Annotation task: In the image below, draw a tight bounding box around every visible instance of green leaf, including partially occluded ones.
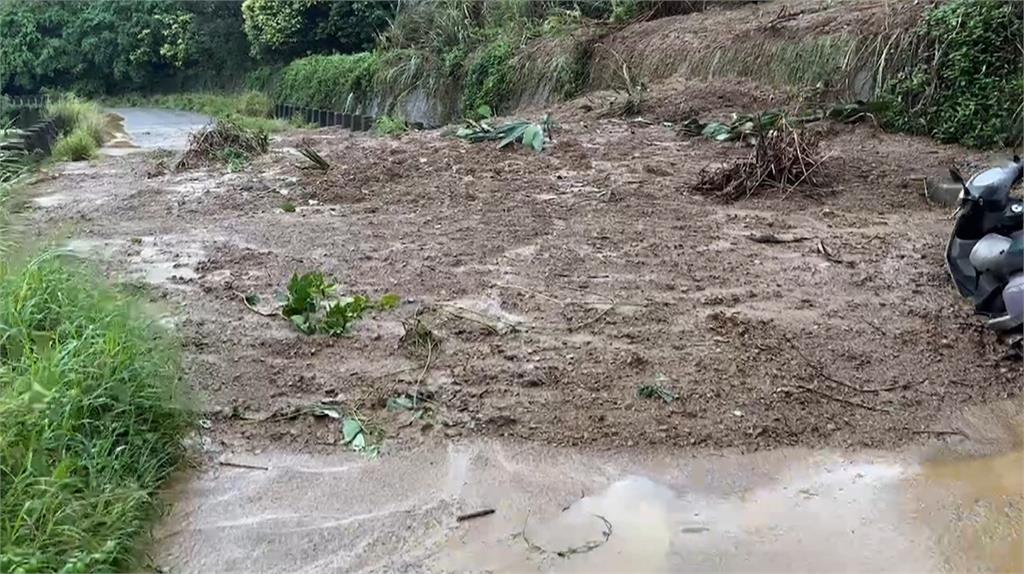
[377,293,400,310]
[352,433,366,449]
[476,104,493,119]
[342,418,363,444]
[522,124,544,152]
[496,124,528,149]
[289,314,312,333]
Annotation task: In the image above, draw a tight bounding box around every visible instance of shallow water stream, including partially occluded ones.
[153,403,1022,573]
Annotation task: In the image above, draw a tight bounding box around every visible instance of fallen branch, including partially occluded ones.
[569,305,613,331]
[785,337,925,394]
[781,383,895,413]
[457,508,496,522]
[747,232,812,244]
[235,290,279,317]
[218,460,269,471]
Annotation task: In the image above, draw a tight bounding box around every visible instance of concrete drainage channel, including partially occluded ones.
[273,103,376,131]
[272,103,427,131]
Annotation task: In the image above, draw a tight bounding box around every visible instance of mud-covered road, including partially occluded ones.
[22,99,1019,455]
[15,95,1023,571]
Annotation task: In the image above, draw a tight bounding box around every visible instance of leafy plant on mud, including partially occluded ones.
[375,115,409,136]
[217,147,250,172]
[314,405,382,458]
[455,114,553,152]
[277,272,400,335]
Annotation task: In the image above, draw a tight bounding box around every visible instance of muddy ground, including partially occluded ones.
[20,87,1021,456]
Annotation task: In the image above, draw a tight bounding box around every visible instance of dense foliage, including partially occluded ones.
[242,0,395,61]
[0,0,251,94]
[884,0,1023,148]
[274,53,380,110]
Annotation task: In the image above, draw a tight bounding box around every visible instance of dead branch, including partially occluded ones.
[569,305,613,331]
[456,508,496,522]
[781,383,895,413]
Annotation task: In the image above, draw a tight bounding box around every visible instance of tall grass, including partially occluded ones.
[51,128,100,161]
[45,96,109,161]
[0,254,192,572]
[44,96,105,136]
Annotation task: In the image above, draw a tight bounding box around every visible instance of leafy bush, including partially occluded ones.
[275,53,379,110]
[376,115,409,136]
[462,40,515,116]
[883,0,1023,148]
[52,128,100,161]
[0,255,191,572]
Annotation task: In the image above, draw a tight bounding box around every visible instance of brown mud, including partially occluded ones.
[21,87,1019,455]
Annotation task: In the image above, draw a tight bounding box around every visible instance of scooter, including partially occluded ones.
[946,156,1024,347]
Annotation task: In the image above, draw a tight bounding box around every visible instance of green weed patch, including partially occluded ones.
[0,255,191,572]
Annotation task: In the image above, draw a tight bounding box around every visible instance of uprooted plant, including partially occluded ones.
[455,114,553,152]
[175,120,269,170]
[241,272,399,335]
[297,145,330,171]
[598,44,647,118]
[692,121,832,202]
[679,102,886,144]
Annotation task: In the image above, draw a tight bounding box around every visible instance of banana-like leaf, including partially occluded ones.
[497,124,529,149]
[521,124,544,152]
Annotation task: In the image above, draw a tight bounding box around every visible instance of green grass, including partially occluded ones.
[52,128,100,162]
[108,92,290,133]
[376,115,409,136]
[0,253,192,573]
[45,96,108,162]
[44,96,105,136]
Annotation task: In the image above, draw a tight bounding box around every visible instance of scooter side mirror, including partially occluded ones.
[948,166,965,184]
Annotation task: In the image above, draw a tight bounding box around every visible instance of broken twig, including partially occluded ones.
[218,460,269,471]
[747,232,811,244]
[457,508,496,522]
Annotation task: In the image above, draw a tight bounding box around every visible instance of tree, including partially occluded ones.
[242,0,395,62]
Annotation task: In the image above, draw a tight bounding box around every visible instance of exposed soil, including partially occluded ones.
[20,86,1020,456]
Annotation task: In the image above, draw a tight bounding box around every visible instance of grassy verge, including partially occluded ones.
[0,253,192,572]
[108,91,293,132]
[45,96,108,161]
[0,130,192,570]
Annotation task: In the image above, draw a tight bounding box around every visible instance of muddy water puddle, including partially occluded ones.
[154,410,1023,573]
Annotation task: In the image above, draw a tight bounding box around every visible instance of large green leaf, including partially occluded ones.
[522,124,544,152]
[497,124,529,149]
[342,418,363,444]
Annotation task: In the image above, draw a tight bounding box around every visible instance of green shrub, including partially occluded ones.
[462,40,514,116]
[376,115,409,136]
[45,96,105,137]
[883,0,1023,148]
[237,90,273,117]
[52,128,100,161]
[0,255,191,572]
[245,66,282,93]
[275,53,379,110]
